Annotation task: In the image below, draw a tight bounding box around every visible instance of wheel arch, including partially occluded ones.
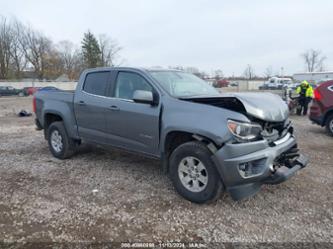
[43,112,64,139]
[161,130,221,173]
[323,109,333,126]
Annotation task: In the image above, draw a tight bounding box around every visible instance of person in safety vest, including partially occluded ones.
[296,80,314,115]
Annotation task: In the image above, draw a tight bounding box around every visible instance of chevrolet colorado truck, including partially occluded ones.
[34,67,308,203]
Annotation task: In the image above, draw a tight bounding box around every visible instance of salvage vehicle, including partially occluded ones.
[34,67,309,203]
[309,80,333,136]
[0,86,24,97]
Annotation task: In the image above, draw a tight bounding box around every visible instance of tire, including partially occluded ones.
[169,141,223,203]
[47,121,76,159]
[325,114,333,136]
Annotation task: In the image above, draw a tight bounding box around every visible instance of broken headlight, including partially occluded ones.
[227,120,262,142]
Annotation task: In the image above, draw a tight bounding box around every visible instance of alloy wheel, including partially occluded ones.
[50,130,63,153]
[178,156,208,192]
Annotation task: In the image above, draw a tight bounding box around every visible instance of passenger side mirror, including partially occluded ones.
[133,90,155,105]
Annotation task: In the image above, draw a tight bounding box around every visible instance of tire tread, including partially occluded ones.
[169,141,223,203]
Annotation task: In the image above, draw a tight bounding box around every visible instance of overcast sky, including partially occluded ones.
[1,0,333,76]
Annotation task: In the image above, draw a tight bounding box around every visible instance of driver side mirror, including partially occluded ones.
[133,90,156,105]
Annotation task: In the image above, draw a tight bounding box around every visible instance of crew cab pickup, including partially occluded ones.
[34,67,308,203]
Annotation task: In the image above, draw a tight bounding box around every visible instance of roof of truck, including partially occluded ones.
[83,67,183,73]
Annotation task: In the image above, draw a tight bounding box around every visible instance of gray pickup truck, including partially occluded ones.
[34,67,308,203]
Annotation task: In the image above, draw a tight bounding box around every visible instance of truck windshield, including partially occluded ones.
[149,71,219,98]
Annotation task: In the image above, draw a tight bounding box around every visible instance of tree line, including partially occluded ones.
[0,16,328,81]
[0,16,122,80]
[168,48,328,81]
[245,49,327,80]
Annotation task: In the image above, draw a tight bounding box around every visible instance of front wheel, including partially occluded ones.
[325,114,333,136]
[47,121,76,159]
[169,141,223,203]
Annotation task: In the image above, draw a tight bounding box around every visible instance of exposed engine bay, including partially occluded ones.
[180,93,291,143]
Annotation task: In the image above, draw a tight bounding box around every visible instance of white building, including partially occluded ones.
[293,72,333,83]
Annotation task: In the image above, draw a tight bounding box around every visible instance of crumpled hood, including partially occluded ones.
[180,92,289,122]
[226,92,289,122]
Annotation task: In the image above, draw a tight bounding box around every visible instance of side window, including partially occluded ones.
[114,72,153,100]
[83,71,109,96]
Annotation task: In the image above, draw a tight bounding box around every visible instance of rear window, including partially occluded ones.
[83,71,109,96]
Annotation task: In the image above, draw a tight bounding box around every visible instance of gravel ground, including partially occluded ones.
[0,96,332,244]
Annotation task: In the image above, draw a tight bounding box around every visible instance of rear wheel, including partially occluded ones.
[169,141,223,203]
[47,121,76,159]
[325,114,333,136]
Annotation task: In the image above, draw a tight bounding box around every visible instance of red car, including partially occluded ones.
[214,79,229,88]
[23,87,39,96]
[309,80,333,136]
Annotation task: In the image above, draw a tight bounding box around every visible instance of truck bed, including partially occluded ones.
[35,90,75,108]
[34,90,76,130]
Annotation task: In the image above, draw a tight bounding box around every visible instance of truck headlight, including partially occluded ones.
[227,120,262,142]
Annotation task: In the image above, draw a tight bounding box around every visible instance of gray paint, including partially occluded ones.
[35,67,308,200]
[229,92,289,122]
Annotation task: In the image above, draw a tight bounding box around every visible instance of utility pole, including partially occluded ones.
[281,67,284,77]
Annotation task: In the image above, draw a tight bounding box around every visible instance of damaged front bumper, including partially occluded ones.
[211,133,309,200]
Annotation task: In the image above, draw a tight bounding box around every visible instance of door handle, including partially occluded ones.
[78,100,86,106]
[109,105,120,111]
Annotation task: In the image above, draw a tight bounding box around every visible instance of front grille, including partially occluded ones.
[260,119,292,143]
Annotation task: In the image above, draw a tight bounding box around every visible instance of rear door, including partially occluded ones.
[74,70,113,143]
[104,70,161,156]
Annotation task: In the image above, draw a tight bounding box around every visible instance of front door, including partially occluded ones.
[104,71,161,156]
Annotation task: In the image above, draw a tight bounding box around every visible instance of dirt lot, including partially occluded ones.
[0,96,332,244]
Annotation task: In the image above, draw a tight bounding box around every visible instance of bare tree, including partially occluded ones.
[98,34,122,67]
[18,24,56,79]
[44,49,65,79]
[318,62,326,72]
[57,40,83,80]
[301,49,327,72]
[263,66,273,78]
[0,17,12,79]
[243,64,255,79]
[0,16,125,80]
[9,19,27,78]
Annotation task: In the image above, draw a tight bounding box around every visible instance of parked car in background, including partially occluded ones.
[229,81,239,87]
[0,86,24,97]
[259,77,293,90]
[38,86,59,92]
[23,87,39,96]
[34,67,308,203]
[288,83,300,91]
[309,80,333,136]
[213,79,229,88]
[258,82,272,90]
